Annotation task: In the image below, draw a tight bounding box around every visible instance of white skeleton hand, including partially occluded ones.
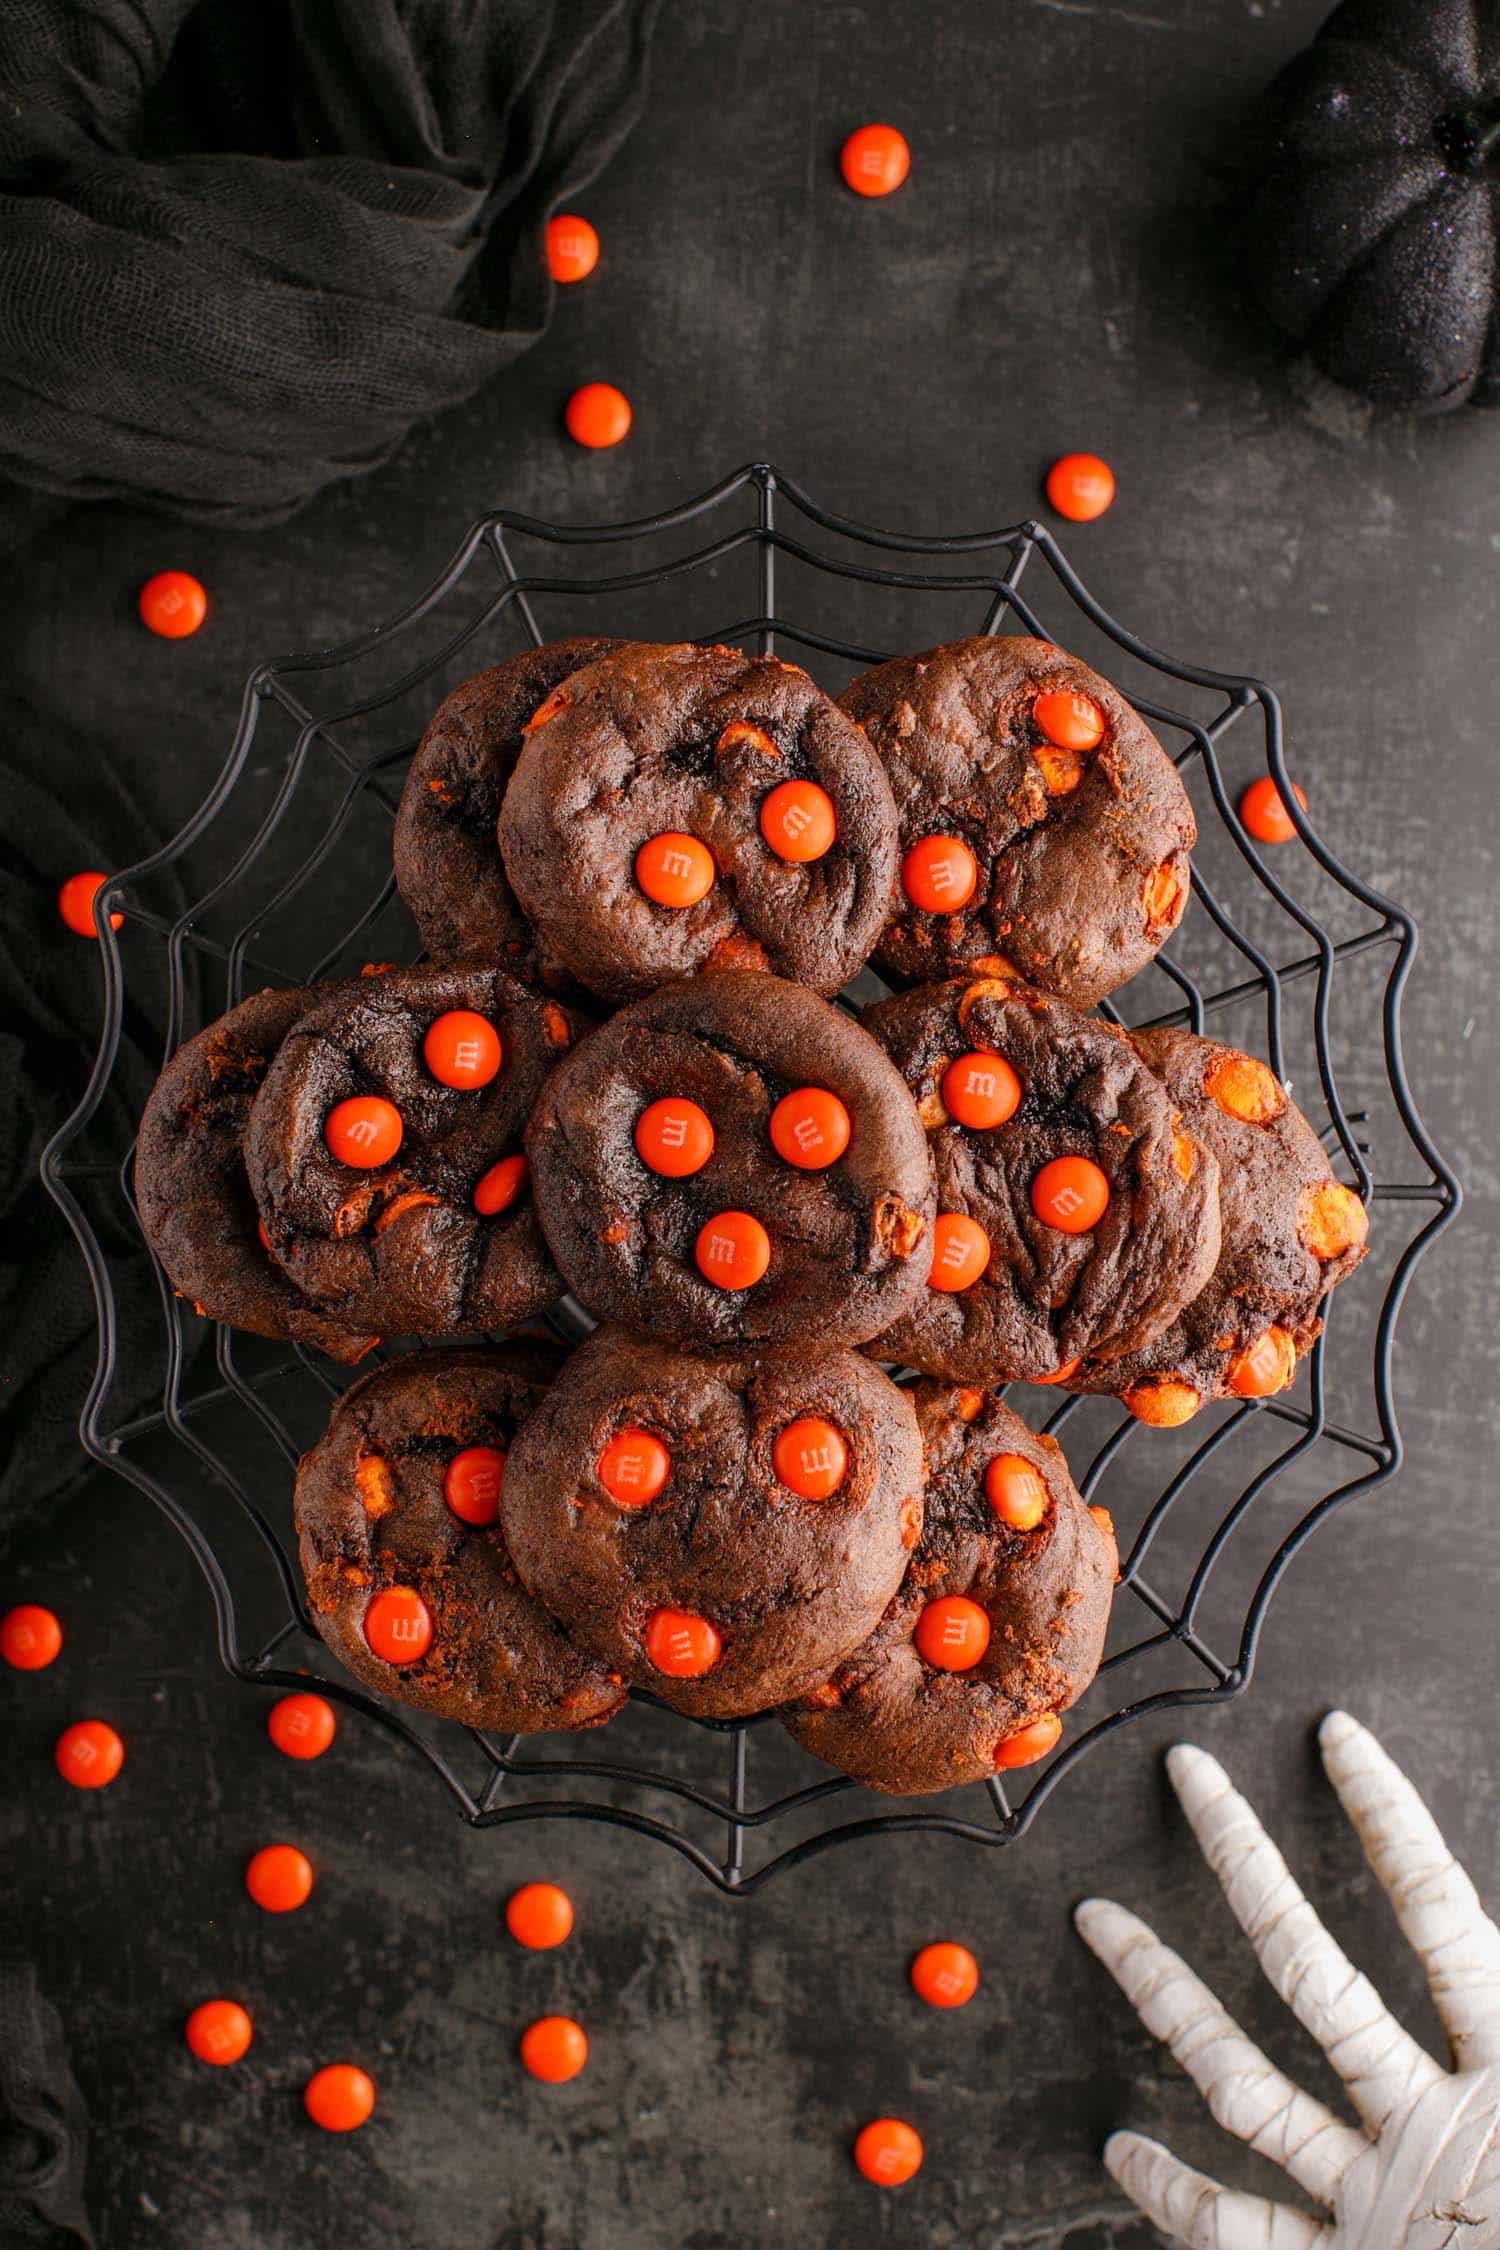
[1076,1711,1500,2248]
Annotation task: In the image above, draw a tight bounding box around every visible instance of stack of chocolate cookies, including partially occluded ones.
[134,635,1368,1795]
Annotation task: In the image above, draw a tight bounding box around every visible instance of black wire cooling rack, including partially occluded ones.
[41,464,1459,1893]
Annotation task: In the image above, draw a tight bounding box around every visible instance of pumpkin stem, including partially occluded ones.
[1437,95,1500,176]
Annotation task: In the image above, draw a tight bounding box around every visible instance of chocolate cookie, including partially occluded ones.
[393,638,622,979]
[782,1381,1116,1795]
[497,641,900,1000]
[295,1344,625,1732]
[1071,1026,1369,1423]
[526,971,936,1350]
[838,635,1196,1004]
[134,986,376,1361]
[861,978,1221,1382]
[500,1326,925,1720]
[246,965,585,1338]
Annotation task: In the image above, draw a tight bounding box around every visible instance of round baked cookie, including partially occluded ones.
[497,640,900,1000]
[393,638,622,978]
[781,1381,1116,1795]
[861,977,1221,1382]
[295,1344,625,1732]
[246,965,586,1338]
[526,971,936,1350]
[500,1326,925,1719]
[134,985,376,1361]
[838,634,1196,1004]
[1070,1026,1369,1424]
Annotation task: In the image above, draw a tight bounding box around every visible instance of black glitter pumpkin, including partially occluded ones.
[1248,0,1500,412]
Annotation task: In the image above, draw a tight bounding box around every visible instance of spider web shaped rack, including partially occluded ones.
[41,463,1459,1894]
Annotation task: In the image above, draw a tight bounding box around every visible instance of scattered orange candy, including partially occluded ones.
[840,124,910,198]
[596,1427,670,1507]
[901,833,978,914]
[546,213,599,284]
[445,1445,507,1526]
[928,1211,990,1293]
[1227,1325,1297,1400]
[473,1154,529,1214]
[994,1711,1062,1768]
[305,2064,375,2132]
[363,1585,433,1665]
[854,2117,923,2187]
[1124,1380,1201,1428]
[772,1417,848,1500]
[324,1095,402,1168]
[506,1882,575,1951]
[57,871,123,938]
[245,1843,313,1914]
[942,1051,1021,1130]
[268,1692,336,1760]
[769,1086,851,1170]
[984,1454,1048,1530]
[695,1209,771,1290]
[1239,775,1308,845]
[1031,1155,1109,1234]
[760,778,836,862]
[1033,690,1104,752]
[520,2015,588,2084]
[2,1603,62,1670]
[636,831,714,908]
[139,570,207,639]
[644,1607,722,1678]
[55,1719,124,1789]
[914,1594,991,1672]
[565,382,632,449]
[910,1941,979,2010]
[635,1097,715,1178]
[423,1009,501,1089]
[1045,454,1115,523]
[1301,1180,1368,1262]
[186,1999,253,2066]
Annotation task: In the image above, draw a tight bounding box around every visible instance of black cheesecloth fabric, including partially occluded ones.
[0,1948,94,2247]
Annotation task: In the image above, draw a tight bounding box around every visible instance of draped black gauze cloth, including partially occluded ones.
[0,1949,94,2248]
[0,0,658,524]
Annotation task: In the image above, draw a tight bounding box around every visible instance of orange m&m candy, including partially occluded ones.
[901,833,977,914]
[941,1051,1021,1130]
[324,1095,402,1168]
[635,1097,714,1177]
[474,1154,528,1214]
[186,2000,253,2066]
[245,1842,313,1913]
[984,1454,1048,1530]
[1031,1155,1108,1233]
[520,2015,588,2083]
[772,1417,848,1499]
[1227,1325,1297,1399]
[840,124,910,198]
[636,831,714,908]
[57,871,124,938]
[928,1212,989,1293]
[423,1010,501,1089]
[565,382,631,449]
[546,213,599,283]
[445,1446,507,1526]
[1240,775,1308,845]
[769,1087,851,1170]
[2,1603,62,1670]
[305,2064,375,2132]
[55,1719,124,1789]
[1045,453,1115,523]
[854,2117,923,2187]
[994,1711,1062,1768]
[695,1210,770,1290]
[268,1692,336,1760]
[363,1585,432,1665]
[139,570,207,639]
[1033,689,1104,751]
[596,1428,670,1507]
[506,1882,574,1950]
[914,1594,991,1672]
[760,779,836,862]
[910,1941,979,2010]
[644,1607,721,1678]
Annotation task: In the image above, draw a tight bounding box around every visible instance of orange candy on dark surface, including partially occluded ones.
[840,124,910,198]
[363,1584,433,1665]
[994,1711,1062,1768]
[910,1941,979,2010]
[1227,1325,1297,1399]
[55,1719,124,1789]
[245,1843,313,1913]
[1033,689,1104,751]
[984,1454,1048,1530]
[565,382,632,449]
[57,871,123,938]
[635,1097,715,1177]
[928,1211,990,1293]
[423,1009,501,1089]
[901,832,978,914]
[1045,453,1115,523]
[324,1095,403,1169]
[520,2015,588,2084]
[1030,1155,1109,1234]
[942,1051,1021,1130]
[186,1999,253,2066]
[139,569,207,638]
[445,1446,507,1526]
[1240,775,1308,844]
[759,778,837,862]
[2,1602,62,1670]
[305,2064,375,2132]
[636,831,714,908]
[506,1882,574,1950]
[596,1427,670,1508]
[769,1086,851,1170]
[695,1209,771,1290]
[644,1607,722,1678]
[854,2117,923,2187]
[545,213,599,283]
[772,1417,849,1500]
[473,1154,529,1215]
[268,1692,336,1760]
[914,1594,991,1672]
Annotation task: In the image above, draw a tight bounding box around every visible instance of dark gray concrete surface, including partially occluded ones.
[2,2,1497,2244]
